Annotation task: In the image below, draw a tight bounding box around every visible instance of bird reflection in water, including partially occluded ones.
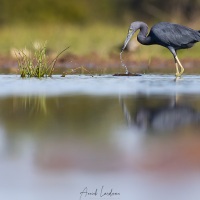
[121,96,200,134]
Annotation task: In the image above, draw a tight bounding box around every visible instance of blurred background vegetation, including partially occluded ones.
[1,0,200,25]
[0,0,200,59]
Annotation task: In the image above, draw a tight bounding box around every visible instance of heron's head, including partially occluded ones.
[122,22,144,51]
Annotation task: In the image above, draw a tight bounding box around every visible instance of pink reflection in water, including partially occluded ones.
[0,126,200,200]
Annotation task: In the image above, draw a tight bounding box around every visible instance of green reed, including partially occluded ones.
[15,42,69,78]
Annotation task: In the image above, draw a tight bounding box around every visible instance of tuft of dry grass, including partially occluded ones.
[15,42,69,78]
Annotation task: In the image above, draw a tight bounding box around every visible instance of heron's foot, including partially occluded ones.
[175,72,181,77]
[174,76,181,81]
[179,68,184,76]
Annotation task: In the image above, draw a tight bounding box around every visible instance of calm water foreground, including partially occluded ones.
[1,75,200,200]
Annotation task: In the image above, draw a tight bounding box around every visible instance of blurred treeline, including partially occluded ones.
[0,0,200,25]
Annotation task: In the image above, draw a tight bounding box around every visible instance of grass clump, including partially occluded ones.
[15,42,69,78]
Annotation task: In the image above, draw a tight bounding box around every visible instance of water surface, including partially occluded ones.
[1,74,200,96]
[1,75,200,200]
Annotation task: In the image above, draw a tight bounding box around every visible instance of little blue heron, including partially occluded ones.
[122,22,200,77]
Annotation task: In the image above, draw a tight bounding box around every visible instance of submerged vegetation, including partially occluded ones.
[15,42,69,78]
[61,66,92,77]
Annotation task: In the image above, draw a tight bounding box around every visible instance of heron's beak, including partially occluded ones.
[122,29,134,51]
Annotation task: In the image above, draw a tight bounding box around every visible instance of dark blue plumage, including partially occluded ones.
[122,21,200,77]
[149,22,200,50]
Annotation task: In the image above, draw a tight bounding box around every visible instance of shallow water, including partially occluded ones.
[1,74,200,96]
[1,74,200,200]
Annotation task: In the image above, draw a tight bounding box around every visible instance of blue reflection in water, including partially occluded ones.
[121,95,200,133]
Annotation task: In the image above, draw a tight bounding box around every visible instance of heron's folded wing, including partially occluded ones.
[151,23,200,47]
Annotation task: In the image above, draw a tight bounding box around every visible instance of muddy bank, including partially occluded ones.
[1,53,200,75]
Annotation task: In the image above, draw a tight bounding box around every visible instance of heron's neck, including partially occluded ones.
[137,23,152,45]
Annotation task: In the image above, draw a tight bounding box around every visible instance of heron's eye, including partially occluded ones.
[128,29,133,34]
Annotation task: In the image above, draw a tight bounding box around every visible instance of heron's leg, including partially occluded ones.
[168,47,181,77]
[175,56,184,76]
[174,56,180,77]
[174,58,180,77]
